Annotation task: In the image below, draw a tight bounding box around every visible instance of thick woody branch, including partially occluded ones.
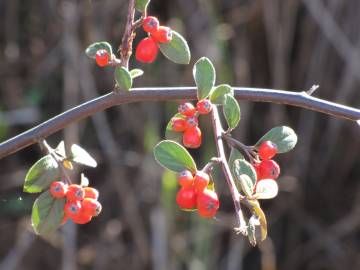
[0,86,359,159]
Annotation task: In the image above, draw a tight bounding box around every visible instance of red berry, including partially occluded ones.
[258,141,278,160]
[176,187,197,209]
[50,181,67,199]
[95,49,109,67]
[178,102,196,117]
[196,99,212,115]
[185,116,199,129]
[72,212,92,224]
[152,26,172,43]
[171,117,187,132]
[183,126,202,149]
[83,187,99,200]
[253,163,262,180]
[178,170,194,188]
[197,189,219,218]
[194,171,210,192]
[64,201,82,218]
[258,159,280,180]
[143,16,159,33]
[135,37,159,63]
[81,198,102,217]
[66,184,85,202]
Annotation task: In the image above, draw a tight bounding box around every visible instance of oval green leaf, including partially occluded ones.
[70,144,97,168]
[255,126,298,153]
[85,41,112,59]
[210,84,234,104]
[165,113,185,144]
[115,66,132,91]
[24,155,61,193]
[239,174,254,197]
[31,191,66,235]
[159,31,191,64]
[154,140,197,173]
[135,0,150,12]
[223,94,241,130]
[193,57,216,99]
[255,179,278,199]
[130,68,144,79]
[232,159,257,186]
[228,147,245,170]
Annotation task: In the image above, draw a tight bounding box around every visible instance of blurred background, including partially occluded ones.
[0,0,360,269]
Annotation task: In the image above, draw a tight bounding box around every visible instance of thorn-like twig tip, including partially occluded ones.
[306,84,320,95]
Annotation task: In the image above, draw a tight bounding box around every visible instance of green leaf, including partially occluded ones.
[255,126,298,153]
[159,30,191,64]
[232,159,257,186]
[154,140,197,173]
[248,215,261,246]
[115,66,132,91]
[70,144,97,168]
[165,113,185,144]
[130,68,144,79]
[210,84,234,104]
[223,94,241,130]
[85,42,112,59]
[248,200,267,241]
[55,141,66,157]
[24,155,61,193]
[238,174,254,197]
[193,57,216,99]
[228,147,245,170]
[135,0,150,12]
[31,191,65,235]
[255,179,278,199]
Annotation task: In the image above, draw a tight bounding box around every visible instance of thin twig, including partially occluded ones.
[211,106,247,234]
[0,87,359,160]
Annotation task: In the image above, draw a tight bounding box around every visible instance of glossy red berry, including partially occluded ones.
[197,189,219,218]
[178,102,196,117]
[178,170,194,188]
[185,116,199,129]
[95,49,109,67]
[64,201,82,218]
[171,117,187,132]
[258,141,278,160]
[176,187,197,209]
[253,163,262,180]
[152,26,172,43]
[143,16,159,33]
[72,212,92,224]
[194,171,210,192]
[66,184,85,202]
[135,37,159,63]
[83,187,99,200]
[196,99,212,115]
[183,126,202,149]
[50,181,67,199]
[258,159,280,180]
[81,198,102,217]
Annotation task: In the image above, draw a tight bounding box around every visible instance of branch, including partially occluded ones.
[119,0,136,68]
[211,106,247,234]
[0,86,359,159]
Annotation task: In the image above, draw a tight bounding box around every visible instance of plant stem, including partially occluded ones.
[211,106,248,234]
[0,86,359,160]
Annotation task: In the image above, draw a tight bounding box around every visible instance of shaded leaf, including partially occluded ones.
[24,155,61,193]
[115,66,132,91]
[193,57,216,99]
[31,191,65,235]
[248,215,261,246]
[159,31,191,64]
[210,84,234,104]
[135,0,150,12]
[222,94,240,130]
[165,113,185,144]
[238,174,254,197]
[228,147,245,168]
[232,159,257,186]
[130,68,144,79]
[85,42,112,59]
[154,140,197,173]
[256,126,297,153]
[255,179,278,199]
[70,144,97,168]
[248,200,267,241]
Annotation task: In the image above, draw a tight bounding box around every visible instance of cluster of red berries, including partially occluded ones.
[171,99,212,148]
[136,16,173,63]
[50,181,102,225]
[176,170,219,218]
[253,141,280,182]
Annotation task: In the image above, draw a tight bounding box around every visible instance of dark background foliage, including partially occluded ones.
[0,0,359,269]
